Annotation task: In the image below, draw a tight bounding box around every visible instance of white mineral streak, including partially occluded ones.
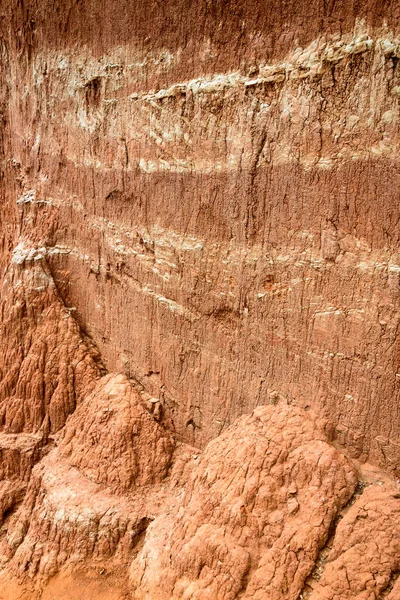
[25,25,400,175]
[128,32,396,104]
[12,184,400,282]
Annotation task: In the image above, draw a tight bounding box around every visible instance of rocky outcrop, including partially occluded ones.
[0,0,399,598]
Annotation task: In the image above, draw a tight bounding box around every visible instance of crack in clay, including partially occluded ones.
[378,571,400,599]
[298,481,367,600]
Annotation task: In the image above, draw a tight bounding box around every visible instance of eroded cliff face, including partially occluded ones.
[0,1,399,598]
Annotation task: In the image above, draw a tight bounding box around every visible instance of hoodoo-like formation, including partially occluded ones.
[60,373,175,491]
[0,1,399,598]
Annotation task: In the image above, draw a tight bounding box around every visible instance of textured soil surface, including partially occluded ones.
[0,1,399,598]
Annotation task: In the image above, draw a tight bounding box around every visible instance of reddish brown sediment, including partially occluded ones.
[0,1,399,598]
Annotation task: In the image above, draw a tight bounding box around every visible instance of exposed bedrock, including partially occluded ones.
[1,1,399,469]
[0,0,399,598]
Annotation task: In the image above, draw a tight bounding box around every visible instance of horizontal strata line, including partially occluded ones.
[10,235,400,284]
[36,31,399,107]
[15,144,400,176]
[10,240,200,322]
[33,23,400,101]
[133,147,399,173]
[12,199,400,278]
[128,34,400,102]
